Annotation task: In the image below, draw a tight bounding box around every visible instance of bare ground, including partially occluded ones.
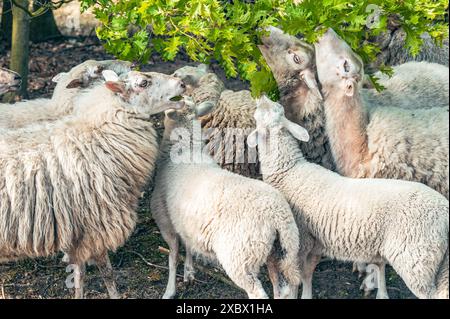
[0,37,415,299]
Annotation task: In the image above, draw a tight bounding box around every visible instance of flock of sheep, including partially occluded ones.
[0,26,448,299]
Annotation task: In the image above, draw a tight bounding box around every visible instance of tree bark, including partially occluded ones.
[30,0,61,42]
[8,0,30,100]
[1,0,13,44]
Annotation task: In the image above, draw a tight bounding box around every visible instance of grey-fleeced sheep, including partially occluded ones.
[259,27,449,173]
[248,95,449,299]
[363,61,449,110]
[0,70,186,299]
[0,67,21,96]
[150,101,301,299]
[173,65,260,178]
[0,60,132,130]
[369,28,449,71]
[315,29,449,198]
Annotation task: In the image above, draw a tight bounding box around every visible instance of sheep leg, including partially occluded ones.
[94,253,121,299]
[266,254,281,299]
[162,232,179,299]
[301,254,321,299]
[227,271,269,299]
[183,247,195,285]
[353,262,367,278]
[73,263,86,299]
[375,262,389,299]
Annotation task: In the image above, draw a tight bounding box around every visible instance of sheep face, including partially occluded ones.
[104,70,187,115]
[54,60,133,89]
[164,97,215,129]
[247,95,309,147]
[0,67,21,95]
[258,26,321,99]
[314,28,364,97]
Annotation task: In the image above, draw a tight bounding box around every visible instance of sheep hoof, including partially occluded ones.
[162,292,175,299]
[183,271,196,286]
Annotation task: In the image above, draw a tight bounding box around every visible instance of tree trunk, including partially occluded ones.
[1,0,13,44]
[30,0,61,42]
[6,0,30,100]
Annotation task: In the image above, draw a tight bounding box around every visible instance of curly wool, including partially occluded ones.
[176,66,261,178]
[202,89,260,178]
[369,30,449,71]
[0,85,158,264]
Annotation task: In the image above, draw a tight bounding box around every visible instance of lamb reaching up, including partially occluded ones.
[151,100,301,299]
[248,95,449,299]
[315,28,449,198]
[0,67,21,96]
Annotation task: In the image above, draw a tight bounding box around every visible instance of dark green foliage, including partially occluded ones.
[80,0,448,96]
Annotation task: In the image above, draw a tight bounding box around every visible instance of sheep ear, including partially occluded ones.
[105,81,126,95]
[198,64,209,72]
[52,72,67,83]
[282,118,309,142]
[66,78,83,89]
[247,129,259,148]
[300,69,323,101]
[102,70,119,82]
[165,109,178,120]
[195,101,215,118]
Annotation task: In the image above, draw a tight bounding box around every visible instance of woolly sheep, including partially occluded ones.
[150,101,301,299]
[0,69,186,299]
[259,26,450,292]
[248,95,449,299]
[0,67,21,96]
[362,61,449,110]
[315,29,449,198]
[0,60,132,130]
[173,65,261,178]
[369,28,449,71]
[259,27,449,171]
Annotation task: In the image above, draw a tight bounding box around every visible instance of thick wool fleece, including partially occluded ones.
[258,127,449,299]
[363,62,449,110]
[151,114,301,298]
[323,90,449,199]
[0,85,158,264]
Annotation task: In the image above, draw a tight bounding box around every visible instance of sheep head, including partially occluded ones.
[52,60,133,89]
[314,28,364,97]
[258,26,321,100]
[0,67,21,95]
[247,95,310,148]
[172,64,210,89]
[103,70,187,115]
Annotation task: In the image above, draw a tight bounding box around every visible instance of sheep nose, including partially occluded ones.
[180,81,186,89]
[14,74,21,81]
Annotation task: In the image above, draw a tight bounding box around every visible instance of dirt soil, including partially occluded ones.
[0,37,415,299]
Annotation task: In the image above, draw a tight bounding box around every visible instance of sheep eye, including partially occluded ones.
[293,54,302,64]
[343,60,350,72]
[139,79,149,88]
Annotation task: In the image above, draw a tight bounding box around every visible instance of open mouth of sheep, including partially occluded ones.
[170,95,183,102]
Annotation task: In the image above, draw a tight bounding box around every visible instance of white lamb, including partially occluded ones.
[247,95,449,299]
[150,101,301,299]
